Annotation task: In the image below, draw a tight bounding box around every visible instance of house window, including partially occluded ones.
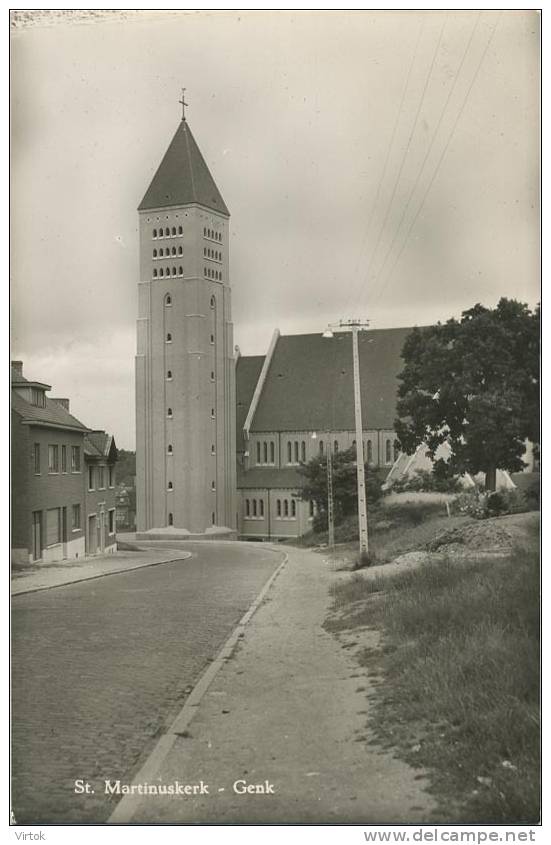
[153,249,157,258]
[98,466,105,490]
[48,444,59,473]
[178,246,183,255]
[291,500,296,517]
[171,226,176,236]
[386,440,392,464]
[270,442,275,463]
[108,509,115,534]
[301,441,306,462]
[276,499,281,517]
[33,443,40,474]
[71,446,81,472]
[284,500,289,517]
[108,465,115,487]
[367,439,373,463]
[61,445,67,473]
[287,442,292,463]
[31,388,46,407]
[88,466,95,491]
[153,269,158,278]
[46,508,61,546]
[72,504,81,531]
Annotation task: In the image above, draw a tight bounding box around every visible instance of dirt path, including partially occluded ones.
[122,547,435,824]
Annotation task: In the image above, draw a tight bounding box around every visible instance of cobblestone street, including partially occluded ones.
[11,543,283,824]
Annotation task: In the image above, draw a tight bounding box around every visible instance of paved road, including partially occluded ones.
[11,543,283,824]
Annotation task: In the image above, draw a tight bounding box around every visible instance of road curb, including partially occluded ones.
[108,549,288,824]
[11,551,193,597]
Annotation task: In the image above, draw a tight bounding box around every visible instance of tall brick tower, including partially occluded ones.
[135,107,236,537]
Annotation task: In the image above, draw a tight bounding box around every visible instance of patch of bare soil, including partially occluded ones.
[425,511,539,556]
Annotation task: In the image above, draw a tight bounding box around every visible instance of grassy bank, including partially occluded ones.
[326,525,540,822]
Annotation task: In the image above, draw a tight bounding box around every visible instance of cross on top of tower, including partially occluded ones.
[179,88,188,121]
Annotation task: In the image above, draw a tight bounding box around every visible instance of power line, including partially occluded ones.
[344,17,425,314]
[352,13,447,308]
[367,12,481,309]
[372,12,501,305]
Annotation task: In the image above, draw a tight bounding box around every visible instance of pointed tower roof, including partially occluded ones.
[139,120,229,216]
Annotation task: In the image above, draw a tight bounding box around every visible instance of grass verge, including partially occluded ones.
[326,527,540,823]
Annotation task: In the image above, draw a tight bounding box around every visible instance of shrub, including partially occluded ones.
[452,488,529,519]
[390,468,462,494]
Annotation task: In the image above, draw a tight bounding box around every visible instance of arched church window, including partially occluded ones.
[301,441,306,462]
[164,227,170,237]
[287,442,292,463]
[172,267,176,276]
[210,371,215,381]
[277,499,281,517]
[211,480,216,491]
[178,226,183,235]
[165,294,172,306]
[153,249,157,258]
[178,246,183,255]
[159,268,164,277]
[256,442,261,463]
[153,269,158,278]
[291,500,296,517]
[284,500,289,517]
[260,499,264,517]
[394,441,400,462]
[171,247,176,256]
[159,248,164,257]
[270,442,275,463]
[178,267,183,275]
[252,499,257,517]
[210,295,216,308]
[153,229,157,238]
[171,227,176,236]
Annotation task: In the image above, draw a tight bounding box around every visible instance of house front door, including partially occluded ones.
[32,511,42,561]
[88,515,97,555]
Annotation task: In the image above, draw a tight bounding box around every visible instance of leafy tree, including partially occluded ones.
[395,299,540,491]
[297,446,383,530]
[116,449,136,486]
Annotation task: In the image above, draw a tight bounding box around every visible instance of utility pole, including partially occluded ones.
[323,319,370,557]
[326,439,335,552]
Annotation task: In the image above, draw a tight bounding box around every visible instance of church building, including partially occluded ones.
[135,112,236,537]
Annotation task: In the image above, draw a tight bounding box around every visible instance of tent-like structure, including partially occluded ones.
[384,441,516,491]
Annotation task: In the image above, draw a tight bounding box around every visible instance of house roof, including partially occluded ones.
[11,363,51,391]
[241,327,414,433]
[139,120,229,215]
[237,466,304,490]
[84,431,117,462]
[236,355,265,450]
[11,391,88,432]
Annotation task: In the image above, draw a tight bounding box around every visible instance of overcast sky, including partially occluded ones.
[11,10,540,449]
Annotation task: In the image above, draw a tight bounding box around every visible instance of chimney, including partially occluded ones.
[11,361,23,378]
[52,398,70,411]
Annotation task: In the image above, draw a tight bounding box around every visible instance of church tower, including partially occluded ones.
[135,105,236,536]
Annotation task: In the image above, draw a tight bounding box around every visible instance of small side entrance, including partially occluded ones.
[32,511,42,561]
[88,515,97,555]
